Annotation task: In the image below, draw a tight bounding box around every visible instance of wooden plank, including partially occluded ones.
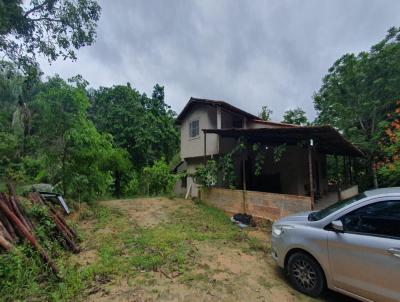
[242,152,247,213]
[185,183,192,199]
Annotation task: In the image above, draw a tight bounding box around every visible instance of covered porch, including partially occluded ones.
[203,126,363,211]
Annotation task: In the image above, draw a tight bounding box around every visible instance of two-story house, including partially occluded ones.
[174,97,362,211]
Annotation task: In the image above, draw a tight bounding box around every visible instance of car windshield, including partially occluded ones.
[308,193,366,221]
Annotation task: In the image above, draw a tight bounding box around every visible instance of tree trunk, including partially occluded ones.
[0,211,17,241]
[0,232,13,251]
[0,197,59,274]
[0,220,13,243]
[62,146,67,196]
[114,170,121,198]
[371,160,379,189]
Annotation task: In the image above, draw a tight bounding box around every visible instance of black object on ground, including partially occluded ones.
[232,213,254,226]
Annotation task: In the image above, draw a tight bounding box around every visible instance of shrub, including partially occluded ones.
[194,160,217,187]
[142,158,177,195]
[123,171,140,196]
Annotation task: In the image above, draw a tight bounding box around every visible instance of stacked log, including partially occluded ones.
[0,184,80,276]
[28,191,80,253]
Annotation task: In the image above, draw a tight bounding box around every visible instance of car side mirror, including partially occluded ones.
[331,220,344,232]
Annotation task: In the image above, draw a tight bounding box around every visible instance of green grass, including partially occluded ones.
[0,202,127,301]
[0,199,264,301]
[124,202,243,273]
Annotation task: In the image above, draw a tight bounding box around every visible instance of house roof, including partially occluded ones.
[251,119,299,128]
[176,97,260,124]
[176,97,301,128]
[203,126,363,157]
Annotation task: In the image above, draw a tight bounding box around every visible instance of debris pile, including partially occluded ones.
[231,213,255,228]
[0,183,79,275]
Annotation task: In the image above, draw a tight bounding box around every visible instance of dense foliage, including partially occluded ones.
[142,158,179,196]
[258,105,273,121]
[376,101,400,186]
[0,0,101,70]
[0,66,179,200]
[282,107,309,125]
[314,27,400,189]
[89,83,179,169]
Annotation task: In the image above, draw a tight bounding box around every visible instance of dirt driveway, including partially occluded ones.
[71,197,356,302]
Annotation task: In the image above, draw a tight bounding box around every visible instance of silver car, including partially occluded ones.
[271,188,400,302]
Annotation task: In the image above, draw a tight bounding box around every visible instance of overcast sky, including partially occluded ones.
[38,0,400,121]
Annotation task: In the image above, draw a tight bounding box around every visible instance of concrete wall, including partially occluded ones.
[173,161,188,196]
[200,187,312,220]
[184,157,206,198]
[180,104,249,160]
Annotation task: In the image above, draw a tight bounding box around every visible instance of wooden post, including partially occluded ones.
[348,156,353,185]
[335,155,341,201]
[217,107,221,154]
[203,132,207,165]
[308,142,315,210]
[242,150,247,214]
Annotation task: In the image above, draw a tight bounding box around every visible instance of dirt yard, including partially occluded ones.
[70,197,356,302]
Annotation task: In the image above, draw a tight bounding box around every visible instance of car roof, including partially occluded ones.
[364,187,400,197]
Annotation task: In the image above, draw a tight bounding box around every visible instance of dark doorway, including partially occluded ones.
[249,173,282,193]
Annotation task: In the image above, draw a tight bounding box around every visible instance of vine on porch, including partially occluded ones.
[195,136,287,189]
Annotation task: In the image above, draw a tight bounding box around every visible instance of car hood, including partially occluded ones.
[276,211,312,224]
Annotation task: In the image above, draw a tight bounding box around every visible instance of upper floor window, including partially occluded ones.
[189,120,199,138]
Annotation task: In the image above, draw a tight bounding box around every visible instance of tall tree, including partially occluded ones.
[90,84,179,169]
[259,105,273,121]
[141,84,179,164]
[314,27,400,188]
[0,0,101,70]
[0,62,22,132]
[89,84,146,165]
[101,147,131,198]
[32,76,112,199]
[282,107,309,125]
[376,101,400,187]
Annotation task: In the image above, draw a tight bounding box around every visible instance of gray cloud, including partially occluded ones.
[39,0,400,121]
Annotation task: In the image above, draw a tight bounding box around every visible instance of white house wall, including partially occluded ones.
[180,104,218,159]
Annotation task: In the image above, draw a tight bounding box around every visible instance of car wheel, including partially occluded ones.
[287,252,326,297]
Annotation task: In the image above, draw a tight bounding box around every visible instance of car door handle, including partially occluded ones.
[387,248,400,258]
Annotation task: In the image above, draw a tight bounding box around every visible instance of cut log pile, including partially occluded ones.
[0,183,80,275]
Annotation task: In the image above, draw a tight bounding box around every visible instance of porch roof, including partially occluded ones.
[203,125,363,157]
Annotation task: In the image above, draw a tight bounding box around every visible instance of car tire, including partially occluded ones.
[287,252,326,297]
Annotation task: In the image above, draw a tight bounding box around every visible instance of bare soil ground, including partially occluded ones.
[71,197,356,302]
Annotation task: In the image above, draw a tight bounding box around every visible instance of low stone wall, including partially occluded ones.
[200,187,312,220]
